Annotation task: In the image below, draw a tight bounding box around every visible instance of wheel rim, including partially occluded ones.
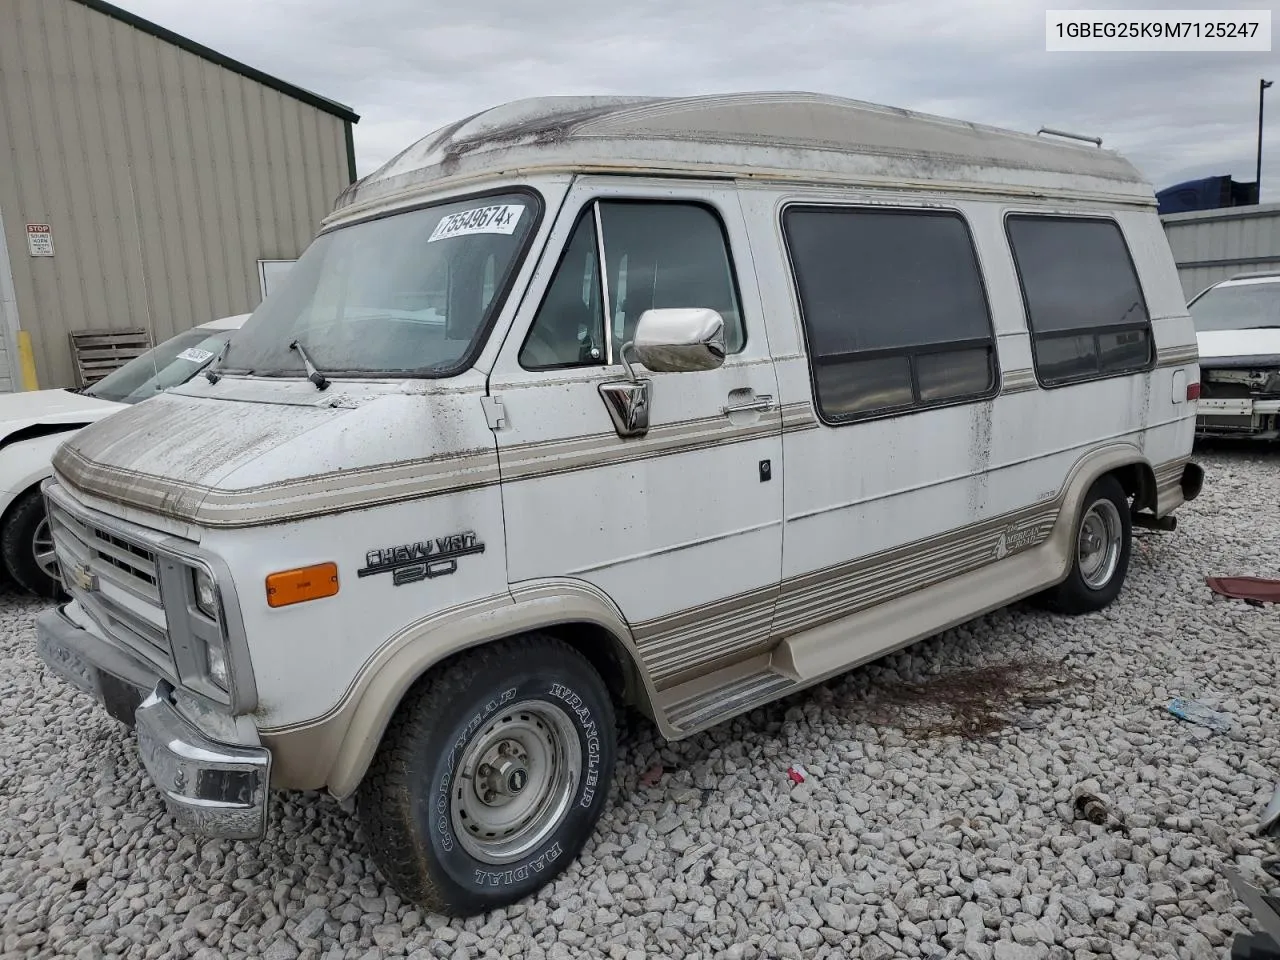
[1077,499,1122,590]
[450,699,581,864]
[32,517,59,583]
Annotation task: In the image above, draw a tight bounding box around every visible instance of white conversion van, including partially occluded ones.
[35,93,1203,916]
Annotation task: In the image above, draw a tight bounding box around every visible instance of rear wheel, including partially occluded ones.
[1,488,65,600]
[1034,474,1131,614]
[358,634,616,916]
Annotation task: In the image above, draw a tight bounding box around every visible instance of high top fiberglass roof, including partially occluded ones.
[329,92,1154,221]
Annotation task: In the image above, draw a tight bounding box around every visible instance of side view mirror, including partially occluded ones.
[622,308,726,378]
[600,308,727,442]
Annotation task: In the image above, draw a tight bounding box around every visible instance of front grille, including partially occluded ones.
[47,499,172,666]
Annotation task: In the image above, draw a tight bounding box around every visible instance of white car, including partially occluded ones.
[1187,271,1280,440]
[0,314,248,597]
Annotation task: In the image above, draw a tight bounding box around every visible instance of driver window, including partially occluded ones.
[519,199,746,371]
[599,201,745,355]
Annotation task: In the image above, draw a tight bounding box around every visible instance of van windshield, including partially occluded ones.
[221,192,539,378]
[1188,281,1280,332]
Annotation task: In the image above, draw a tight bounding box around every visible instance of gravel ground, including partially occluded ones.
[3,443,1279,960]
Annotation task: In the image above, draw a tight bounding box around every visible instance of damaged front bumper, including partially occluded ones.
[36,602,271,840]
[1197,363,1280,440]
[1197,397,1280,439]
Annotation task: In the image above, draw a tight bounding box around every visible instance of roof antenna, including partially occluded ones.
[1037,126,1103,147]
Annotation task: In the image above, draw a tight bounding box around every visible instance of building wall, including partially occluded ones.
[1161,202,1280,301]
[0,0,354,389]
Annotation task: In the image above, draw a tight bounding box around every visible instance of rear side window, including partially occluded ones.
[783,206,997,422]
[1005,215,1153,385]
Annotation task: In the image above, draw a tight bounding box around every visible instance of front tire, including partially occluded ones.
[358,634,616,917]
[1034,474,1132,614]
[1,488,65,600]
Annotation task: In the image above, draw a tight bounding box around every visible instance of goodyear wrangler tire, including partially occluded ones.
[1033,474,1132,615]
[358,634,616,916]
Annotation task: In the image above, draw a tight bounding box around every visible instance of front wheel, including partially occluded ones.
[1,488,66,600]
[1033,474,1132,615]
[358,634,616,916]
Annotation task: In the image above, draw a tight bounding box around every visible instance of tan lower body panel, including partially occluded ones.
[655,528,1070,738]
[632,494,1060,694]
[648,447,1185,737]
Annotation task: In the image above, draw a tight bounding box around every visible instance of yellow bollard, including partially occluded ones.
[17,331,38,391]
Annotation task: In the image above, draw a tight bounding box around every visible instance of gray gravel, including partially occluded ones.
[3,443,1280,960]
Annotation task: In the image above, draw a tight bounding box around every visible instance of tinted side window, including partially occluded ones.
[1006,215,1153,385]
[783,206,997,421]
[520,200,745,370]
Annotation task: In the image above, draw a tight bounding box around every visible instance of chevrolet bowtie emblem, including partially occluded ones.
[68,562,97,592]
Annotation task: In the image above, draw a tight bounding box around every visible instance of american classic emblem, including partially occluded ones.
[357,532,485,586]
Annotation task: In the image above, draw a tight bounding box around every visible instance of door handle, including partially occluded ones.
[721,393,774,416]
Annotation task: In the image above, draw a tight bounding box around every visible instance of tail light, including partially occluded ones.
[1186,382,1201,401]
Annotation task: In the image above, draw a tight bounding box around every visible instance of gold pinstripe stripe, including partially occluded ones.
[53,444,504,528]
[54,400,813,527]
[1156,344,1199,368]
[773,500,1059,636]
[632,493,1062,690]
[1001,368,1038,394]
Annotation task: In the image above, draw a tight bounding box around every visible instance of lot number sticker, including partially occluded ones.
[428,204,524,243]
[176,347,214,363]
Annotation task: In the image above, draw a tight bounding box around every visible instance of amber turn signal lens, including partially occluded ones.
[266,562,339,608]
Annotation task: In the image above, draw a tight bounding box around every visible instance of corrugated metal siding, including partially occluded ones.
[1161,203,1280,301]
[0,0,352,389]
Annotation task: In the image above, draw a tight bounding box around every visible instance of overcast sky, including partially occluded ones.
[121,0,1278,200]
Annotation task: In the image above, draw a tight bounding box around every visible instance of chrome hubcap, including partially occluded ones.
[450,700,580,864]
[33,517,59,582]
[1077,499,1122,590]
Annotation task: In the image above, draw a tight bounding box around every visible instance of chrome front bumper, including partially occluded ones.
[36,603,270,840]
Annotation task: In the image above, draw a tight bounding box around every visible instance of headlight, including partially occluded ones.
[206,641,229,689]
[194,568,218,620]
[187,565,229,693]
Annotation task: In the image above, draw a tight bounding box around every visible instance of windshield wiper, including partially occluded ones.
[289,338,330,391]
[204,340,232,384]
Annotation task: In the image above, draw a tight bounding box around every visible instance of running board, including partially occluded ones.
[660,657,799,735]
[653,532,1069,739]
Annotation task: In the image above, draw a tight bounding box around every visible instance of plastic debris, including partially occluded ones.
[1206,575,1280,605]
[638,764,663,788]
[1168,697,1232,733]
[786,763,808,785]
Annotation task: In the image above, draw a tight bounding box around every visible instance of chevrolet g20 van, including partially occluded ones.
[35,93,1204,916]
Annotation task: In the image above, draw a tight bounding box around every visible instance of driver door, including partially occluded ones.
[488,179,784,695]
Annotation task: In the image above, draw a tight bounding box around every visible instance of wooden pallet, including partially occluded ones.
[68,327,153,387]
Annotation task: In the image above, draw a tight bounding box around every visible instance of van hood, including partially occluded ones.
[0,388,122,445]
[1196,328,1280,364]
[50,380,498,529]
